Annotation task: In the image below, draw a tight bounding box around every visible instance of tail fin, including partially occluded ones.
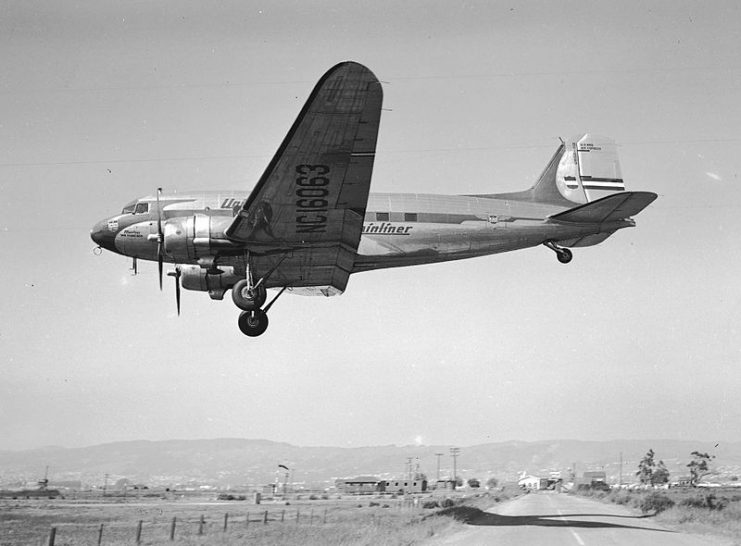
[499,134,628,207]
[556,134,625,204]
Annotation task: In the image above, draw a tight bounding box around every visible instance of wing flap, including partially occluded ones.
[548,191,657,224]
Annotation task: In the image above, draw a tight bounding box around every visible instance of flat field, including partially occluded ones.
[0,494,489,546]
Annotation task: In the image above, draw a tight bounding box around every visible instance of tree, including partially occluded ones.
[687,451,715,487]
[636,449,656,485]
[467,478,480,488]
[651,460,670,486]
[486,477,499,490]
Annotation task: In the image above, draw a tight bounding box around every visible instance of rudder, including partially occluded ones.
[556,134,625,204]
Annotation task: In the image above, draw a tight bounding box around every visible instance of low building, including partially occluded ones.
[435,479,457,490]
[335,476,384,495]
[518,475,547,490]
[582,471,607,484]
[383,477,427,494]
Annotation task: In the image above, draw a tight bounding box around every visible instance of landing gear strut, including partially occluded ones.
[232,257,288,337]
[543,241,573,264]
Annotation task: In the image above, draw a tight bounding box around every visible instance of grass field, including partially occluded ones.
[573,486,741,545]
[0,492,508,546]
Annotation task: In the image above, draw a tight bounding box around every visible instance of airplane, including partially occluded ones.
[90,61,657,337]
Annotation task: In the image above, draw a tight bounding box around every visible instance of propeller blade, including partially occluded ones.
[156,187,164,290]
[168,267,181,316]
[156,187,163,238]
[175,270,181,316]
[158,255,163,291]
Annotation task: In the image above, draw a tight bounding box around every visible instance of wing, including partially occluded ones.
[225,61,383,293]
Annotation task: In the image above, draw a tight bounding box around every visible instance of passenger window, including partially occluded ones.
[376,212,389,221]
[404,213,418,222]
[134,202,149,214]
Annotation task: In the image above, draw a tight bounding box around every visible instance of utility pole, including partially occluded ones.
[434,453,443,482]
[619,452,623,487]
[103,474,109,497]
[450,447,460,490]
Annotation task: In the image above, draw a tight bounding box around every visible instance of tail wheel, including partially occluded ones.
[238,309,269,337]
[557,248,573,264]
[231,279,267,311]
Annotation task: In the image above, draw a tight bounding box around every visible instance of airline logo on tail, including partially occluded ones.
[557,134,626,204]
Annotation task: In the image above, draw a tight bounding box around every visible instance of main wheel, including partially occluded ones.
[557,248,573,264]
[238,309,269,337]
[231,279,267,311]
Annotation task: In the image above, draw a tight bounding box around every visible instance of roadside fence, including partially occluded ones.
[42,504,420,545]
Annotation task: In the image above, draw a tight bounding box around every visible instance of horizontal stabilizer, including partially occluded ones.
[548,191,657,224]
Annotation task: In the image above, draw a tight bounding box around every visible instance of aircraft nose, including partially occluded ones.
[90,219,117,252]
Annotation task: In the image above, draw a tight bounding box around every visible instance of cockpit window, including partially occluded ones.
[134,202,149,214]
[121,201,136,214]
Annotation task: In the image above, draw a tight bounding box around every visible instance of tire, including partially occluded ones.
[231,279,267,311]
[238,310,269,337]
[557,248,573,264]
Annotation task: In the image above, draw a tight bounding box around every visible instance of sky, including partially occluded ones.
[1,1,740,452]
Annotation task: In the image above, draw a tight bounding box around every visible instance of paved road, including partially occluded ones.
[427,491,727,546]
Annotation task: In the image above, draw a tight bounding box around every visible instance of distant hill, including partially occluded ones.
[1,438,739,489]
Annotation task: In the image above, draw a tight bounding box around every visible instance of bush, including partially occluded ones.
[441,498,455,508]
[640,492,675,514]
[369,501,380,507]
[679,494,728,511]
[612,492,633,505]
[422,500,440,509]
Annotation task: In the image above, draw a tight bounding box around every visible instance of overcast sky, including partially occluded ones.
[1,1,740,452]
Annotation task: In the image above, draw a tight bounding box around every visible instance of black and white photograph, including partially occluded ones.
[1,1,740,544]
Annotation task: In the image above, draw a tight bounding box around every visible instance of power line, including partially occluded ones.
[2,64,739,95]
[450,447,460,490]
[3,138,741,169]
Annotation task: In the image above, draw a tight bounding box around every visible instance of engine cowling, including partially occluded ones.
[163,214,236,262]
[179,264,242,294]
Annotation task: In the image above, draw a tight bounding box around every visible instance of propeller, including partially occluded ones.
[167,266,182,316]
[155,187,164,290]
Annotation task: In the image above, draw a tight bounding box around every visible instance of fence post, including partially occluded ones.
[169,517,176,541]
[323,508,327,524]
[48,527,56,546]
[281,509,285,522]
[296,508,300,524]
[224,512,229,532]
[97,523,104,546]
[135,520,143,544]
[246,511,249,528]
[263,510,268,524]
[199,514,204,535]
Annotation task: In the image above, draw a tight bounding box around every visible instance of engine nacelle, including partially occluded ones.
[164,214,237,263]
[180,265,242,293]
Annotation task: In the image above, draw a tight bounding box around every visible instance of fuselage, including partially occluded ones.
[91,189,627,277]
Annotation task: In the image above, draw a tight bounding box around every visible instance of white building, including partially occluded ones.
[518,475,543,490]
